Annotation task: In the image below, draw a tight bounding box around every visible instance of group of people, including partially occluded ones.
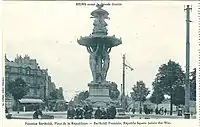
[67,104,93,119]
[94,106,116,119]
[130,106,168,115]
[67,104,117,119]
[155,107,167,115]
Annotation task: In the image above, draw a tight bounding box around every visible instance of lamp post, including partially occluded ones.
[120,84,123,106]
[184,5,192,119]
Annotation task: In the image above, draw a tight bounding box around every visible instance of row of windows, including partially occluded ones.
[5,66,45,76]
[5,75,45,85]
[29,88,40,97]
[26,77,44,84]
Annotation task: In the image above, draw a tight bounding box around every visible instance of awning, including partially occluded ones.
[19,99,44,104]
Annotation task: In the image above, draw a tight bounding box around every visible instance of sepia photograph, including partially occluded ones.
[2,1,198,121]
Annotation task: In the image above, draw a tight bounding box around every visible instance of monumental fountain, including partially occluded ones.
[77,4,122,107]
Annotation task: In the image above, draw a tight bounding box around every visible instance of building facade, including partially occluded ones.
[5,54,61,111]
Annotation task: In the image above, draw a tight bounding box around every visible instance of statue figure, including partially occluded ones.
[86,43,112,84]
[87,45,99,82]
[91,4,110,35]
[92,17,108,35]
[96,3,103,9]
[101,45,111,82]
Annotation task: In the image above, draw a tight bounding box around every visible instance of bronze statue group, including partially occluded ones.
[67,104,117,119]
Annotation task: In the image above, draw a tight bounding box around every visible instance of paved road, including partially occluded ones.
[128,112,196,119]
[9,111,196,119]
[10,111,67,119]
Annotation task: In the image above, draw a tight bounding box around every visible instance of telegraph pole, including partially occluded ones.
[121,54,126,109]
[121,84,123,104]
[122,54,126,97]
[121,54,133,109]
[184,5,192,119]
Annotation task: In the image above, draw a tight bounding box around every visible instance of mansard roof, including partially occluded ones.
[5,54,42,70]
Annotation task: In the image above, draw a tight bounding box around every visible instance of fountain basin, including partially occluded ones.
[78,35,122,48]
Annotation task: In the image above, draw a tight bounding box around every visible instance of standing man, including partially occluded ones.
[94,106,102,119]
[107,105,111,119]
[75,106,84,119]
[67,106,75,119]
[131,107,135,114]
[155,107,158,114]
[101,108,107,119]
[83,104,93,119]
[108,104,116,119]
[164,109,167,115]
[88,104,93,119]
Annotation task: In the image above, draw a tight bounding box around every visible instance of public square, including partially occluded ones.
[3,1,197,120]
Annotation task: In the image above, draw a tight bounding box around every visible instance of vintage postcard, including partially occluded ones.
[1,1,199,127]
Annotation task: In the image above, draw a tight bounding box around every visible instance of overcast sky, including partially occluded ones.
[3,1,198,101]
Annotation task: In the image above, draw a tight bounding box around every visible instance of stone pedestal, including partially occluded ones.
[86,82,112,108]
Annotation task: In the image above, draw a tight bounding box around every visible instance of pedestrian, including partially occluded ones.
[5,107,8,113]
[33,111,38,119]
[101,108,107,119]
[83,104,88,118]
[139,108,142,114]
[88,104,93,118]
[155,107,158,114]
[83,104,93,119]
[33,107,43,119]
[159,108,162,115]
[131,108,135,114]
[109,105,117,119]
[106,105,111,119]
[38,108,43,119]
[94,106,102,119]
[75,106,84,119]
[177,106,182,116]
[161,107,164,115]
[150,109,153,114]
[164,109,167,115]
[67,106,75,119]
